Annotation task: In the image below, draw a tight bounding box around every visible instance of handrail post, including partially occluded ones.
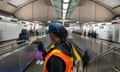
[11,44,15,50]
[107,42,111,49]
[100,41,103,54]
[91,38,93,50]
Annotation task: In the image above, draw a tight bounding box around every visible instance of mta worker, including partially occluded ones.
[44,22,81,72]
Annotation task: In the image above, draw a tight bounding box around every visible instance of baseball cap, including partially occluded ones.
[46,22,64,34]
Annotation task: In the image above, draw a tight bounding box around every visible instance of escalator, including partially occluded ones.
[0,41,34,72]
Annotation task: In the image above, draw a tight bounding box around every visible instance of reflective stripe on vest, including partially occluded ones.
[71,44,81,61]
[47,43,74,62]
[44,49,73,72]
[48,43,81,61]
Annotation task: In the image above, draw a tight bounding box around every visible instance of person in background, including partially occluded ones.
[36,29,39,36]
[29,29,34,37]
[84,31,86,37]
[82,51,90,72]
[87,31,90,37]
[32,38,45,65]
[18,29,29,40]
[17,29,29,44]
[92,31,97,39]
[44,22,82,72]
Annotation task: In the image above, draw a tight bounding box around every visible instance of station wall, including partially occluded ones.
[82,23,120,43]
[0,21,22,42]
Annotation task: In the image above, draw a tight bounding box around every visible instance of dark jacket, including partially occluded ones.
[82,51,90,67]
[32,41,46,58]
[18,29,29,41]
[46,40,73,72]
[19,33,29,40]
[17,32,29,44]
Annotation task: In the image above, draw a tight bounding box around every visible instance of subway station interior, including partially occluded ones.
[0,0,120,72]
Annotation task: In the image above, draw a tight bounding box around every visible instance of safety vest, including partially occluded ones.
[44,48,73,72]
[47,43,81,61]
[44,43,81,72]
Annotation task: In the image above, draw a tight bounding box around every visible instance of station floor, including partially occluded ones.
[25,62,44,72]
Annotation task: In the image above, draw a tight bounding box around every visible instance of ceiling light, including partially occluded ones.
[63,0,70,3]
[76,21,79,23]
[63,3,69,9]
[98,0,120,8]
[48,20,51,23]
[63,13,66,19]
[9,0,28,6]
[63,9,67,13]
[63,13,66,17]
[63,16,65,19]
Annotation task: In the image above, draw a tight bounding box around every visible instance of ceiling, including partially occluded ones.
[0,0,120,22]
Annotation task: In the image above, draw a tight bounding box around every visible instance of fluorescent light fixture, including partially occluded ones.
[98,0,120,8]
[63,16,65,19]
[48,20,51,23]
[63,13,66,19]
[76,21,79,23]
[63,9,67,13]
[63,3,69,9]
[63,0,70,3]
[9,0,28,6]
[63,13,66,17]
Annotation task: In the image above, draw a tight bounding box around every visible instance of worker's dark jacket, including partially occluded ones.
[46,40,73,72]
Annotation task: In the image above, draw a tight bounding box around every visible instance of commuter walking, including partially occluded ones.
[17,29,29,44]
[32,38,45,65]
[18,29,29,41]
[82,51,90,72]
[84,31,86,37]
[92,31,97,39]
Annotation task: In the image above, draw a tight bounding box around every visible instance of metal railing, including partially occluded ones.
[87,48,120,72]
[72,33,120,72]
[72,34,120,55]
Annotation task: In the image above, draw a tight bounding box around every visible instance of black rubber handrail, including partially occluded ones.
[0,40,26,48]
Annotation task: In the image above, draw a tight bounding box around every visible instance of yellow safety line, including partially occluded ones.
[26,62,36,72]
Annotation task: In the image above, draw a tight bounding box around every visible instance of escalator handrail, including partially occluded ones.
[0,40,26,48]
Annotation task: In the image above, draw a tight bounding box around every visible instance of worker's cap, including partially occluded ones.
[46,22,64,34]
